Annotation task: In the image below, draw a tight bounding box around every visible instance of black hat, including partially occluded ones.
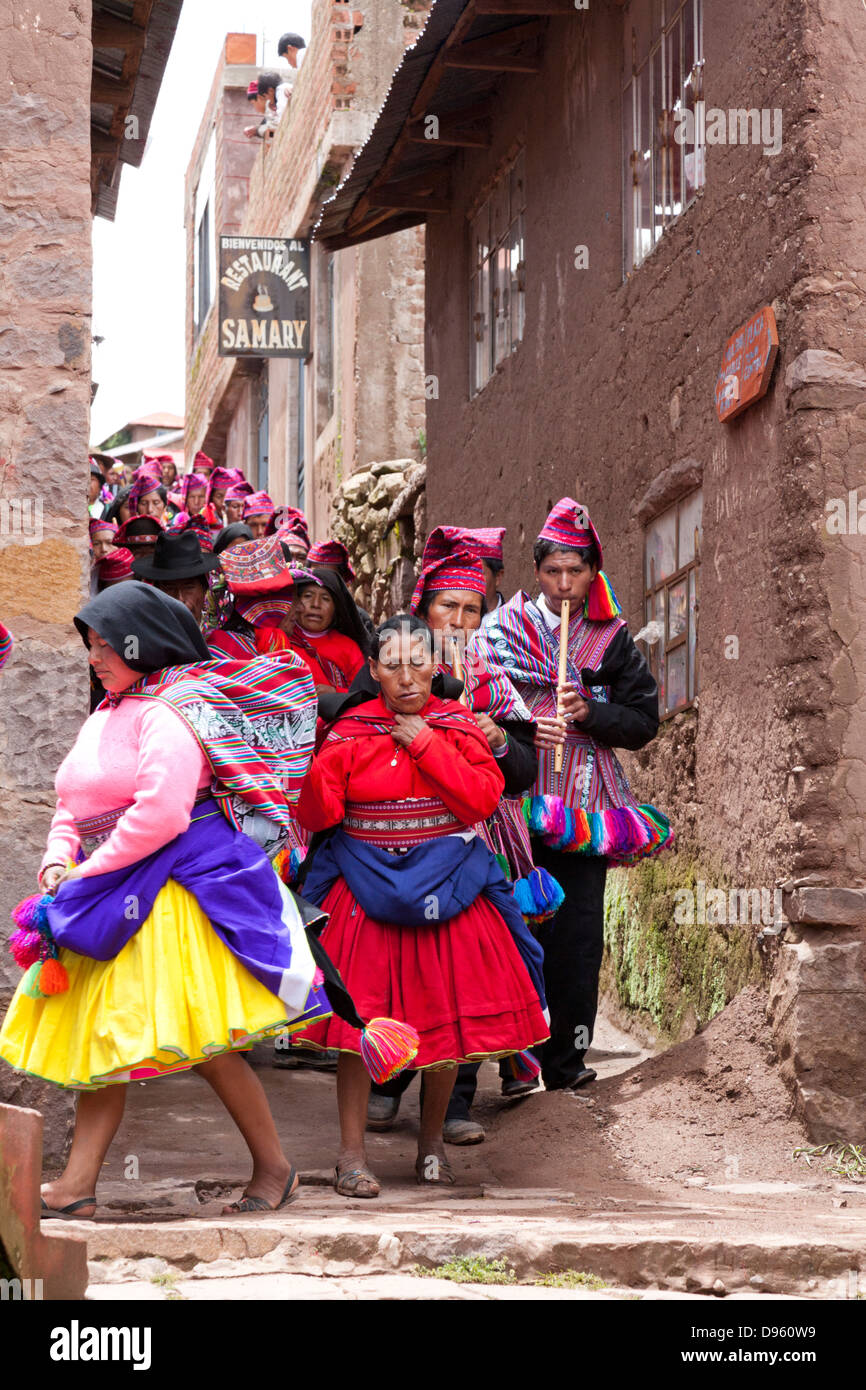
[131,530,221,583]
[277,31,306,54]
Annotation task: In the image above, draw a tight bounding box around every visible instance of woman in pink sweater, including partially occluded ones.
[0,585,331,1217]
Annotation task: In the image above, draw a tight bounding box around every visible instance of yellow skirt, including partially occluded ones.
[0,880,311,1090]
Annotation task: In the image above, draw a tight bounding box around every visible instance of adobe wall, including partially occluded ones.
[0,0,94,1156]
[423,0,866,1134]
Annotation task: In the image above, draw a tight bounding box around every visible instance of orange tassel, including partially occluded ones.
[38,957,69,996]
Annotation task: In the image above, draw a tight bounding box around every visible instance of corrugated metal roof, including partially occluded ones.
[315,0,470,249]
[92,0,184,221]
[315,0,547,250]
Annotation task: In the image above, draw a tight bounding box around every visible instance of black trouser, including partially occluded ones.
[531,843,607,1090]
[372,1060,483,1122]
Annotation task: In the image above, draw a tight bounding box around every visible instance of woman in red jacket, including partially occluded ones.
[294,613,548,1199]
[289,566,369,693]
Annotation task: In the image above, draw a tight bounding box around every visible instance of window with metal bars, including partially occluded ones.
[623,0,704,273]
[469,149,526,397]
[642,489,701,717]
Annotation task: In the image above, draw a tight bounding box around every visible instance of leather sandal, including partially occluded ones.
[334,1164,380,1199]
[223,1166,299,1213]
[415,1153,456,1186]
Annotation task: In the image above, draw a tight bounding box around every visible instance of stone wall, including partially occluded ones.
[0,0,94,1158]
[332,458,426,620]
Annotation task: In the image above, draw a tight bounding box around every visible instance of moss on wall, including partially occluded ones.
[601,846,766,1044]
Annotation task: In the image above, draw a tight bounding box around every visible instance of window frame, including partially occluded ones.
[469,149,526,398]
[623,0,704,275]
[642,489,701,720]
[193,130,217,339]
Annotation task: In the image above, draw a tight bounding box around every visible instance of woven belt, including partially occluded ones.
[342,797,465,849]
[75,790,214,858]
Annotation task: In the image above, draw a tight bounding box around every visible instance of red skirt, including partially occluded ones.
[295,878,549,1069]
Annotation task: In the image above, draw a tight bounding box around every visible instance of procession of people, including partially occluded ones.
[0,450,672,1215]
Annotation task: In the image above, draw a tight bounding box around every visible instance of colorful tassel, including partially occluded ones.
[37,958,69,996]
[9,927,42,969]
[9,890,69,996]
[360,1017,420,1084]
[22,961,45,999]
[502,1049,541,1084]
[585,570,622,621]
[11,893,49,930]
[512,867,565,924]
[272,845,306,885]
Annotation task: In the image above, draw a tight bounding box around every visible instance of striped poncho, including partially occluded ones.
[477,592,673,865]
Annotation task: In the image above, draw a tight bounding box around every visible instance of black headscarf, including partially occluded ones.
[74,583,211,673]
[214,522,254,555]
[298,565,371,656]
[103,485,132,525]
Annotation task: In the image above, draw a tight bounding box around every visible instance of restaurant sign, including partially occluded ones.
[714,305,779,422]
[218,236,310,358]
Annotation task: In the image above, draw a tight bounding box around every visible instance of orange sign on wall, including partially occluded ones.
[714,305,779,423]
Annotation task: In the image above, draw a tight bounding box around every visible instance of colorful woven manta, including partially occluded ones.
[118,653,318,831]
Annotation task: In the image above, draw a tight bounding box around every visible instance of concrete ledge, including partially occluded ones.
[0,1103,88,1300]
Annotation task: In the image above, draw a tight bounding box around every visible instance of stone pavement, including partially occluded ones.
[29,1017,866,1302]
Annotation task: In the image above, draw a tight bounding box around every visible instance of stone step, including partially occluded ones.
[64,1207,866,1299]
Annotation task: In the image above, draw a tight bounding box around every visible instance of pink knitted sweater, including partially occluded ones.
[42,699,211,878]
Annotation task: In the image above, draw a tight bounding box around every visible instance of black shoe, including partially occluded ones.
[544,1067,598,1092]
[566,1067,597,1090]
[501,1077,540,1099]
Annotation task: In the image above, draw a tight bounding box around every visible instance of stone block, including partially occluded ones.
[0,1103,88,1299]
[768,935,866,1141]
[340,470,372,504]
[785,350,866,409]
[369,458,412,478]
[368,473,405,508]
[784,887,866,927]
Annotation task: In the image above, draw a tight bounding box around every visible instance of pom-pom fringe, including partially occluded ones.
[523,795,674,865]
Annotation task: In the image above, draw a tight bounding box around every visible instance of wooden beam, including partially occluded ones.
[344,207,416,242]
[371,189,450,213]
[408,114,492,148]
[341,10,544,245]
[474,0,575,11]
[91,73,136,106]
[92,13,146,49]
[90,128,121,157]
[372,169,450,199]
[443,21,545,73]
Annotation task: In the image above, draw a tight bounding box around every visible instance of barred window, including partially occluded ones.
[623,0,704,273]
[470,150,526,396]
[643,490,701,717]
